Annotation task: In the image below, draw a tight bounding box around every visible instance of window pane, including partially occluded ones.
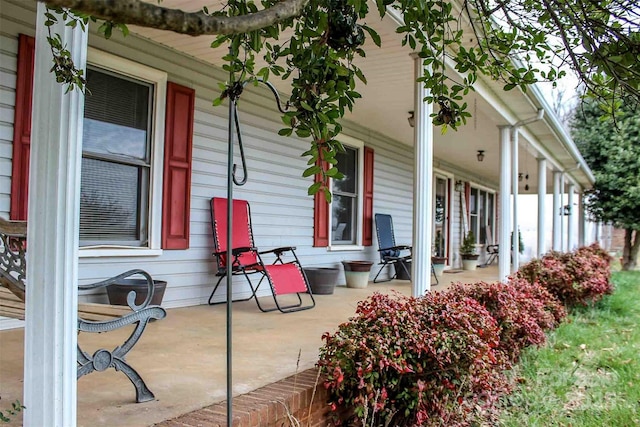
[470,216,478,243]
[83,68,151,161]
[334,147,357,194]
[331,194,355,244]
[470,188,478,214]
[80,68,153,247]
[80,158,147,245]
[83,119,148,161]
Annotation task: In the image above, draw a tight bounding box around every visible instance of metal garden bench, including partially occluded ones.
[0,217,167,403]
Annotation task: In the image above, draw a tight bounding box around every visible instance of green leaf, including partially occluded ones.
[362,25,381,47]
[308,181,322,195]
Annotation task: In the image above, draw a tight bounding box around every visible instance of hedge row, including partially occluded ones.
[317,243,613,426]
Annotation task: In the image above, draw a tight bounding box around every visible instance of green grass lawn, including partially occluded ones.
[499,271,640,426]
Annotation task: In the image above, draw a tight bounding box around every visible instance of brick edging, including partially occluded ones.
[153,367,342,427]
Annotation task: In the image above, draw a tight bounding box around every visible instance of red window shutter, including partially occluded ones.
[10,34,35,220]
[313,159,329,247]
[362,147,374,246]
[162,82,195,249]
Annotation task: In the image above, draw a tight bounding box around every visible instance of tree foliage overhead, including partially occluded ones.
[40,0,640,198]
[570,100,640,269]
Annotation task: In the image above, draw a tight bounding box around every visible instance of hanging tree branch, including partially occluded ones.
[39,0,310,35]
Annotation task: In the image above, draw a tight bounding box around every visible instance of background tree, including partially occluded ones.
[570,100,640,270]
[40,0,640,198]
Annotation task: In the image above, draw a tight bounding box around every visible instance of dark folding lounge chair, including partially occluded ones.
[480,225,498,267]
[373,213,438,285]
[208,197,315,313]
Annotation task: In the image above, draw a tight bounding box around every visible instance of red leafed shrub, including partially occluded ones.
[509,276,566,326]
[517,243,613,308]
[448,279,564,362]
[570,244,614,300]
[318,291,508,427]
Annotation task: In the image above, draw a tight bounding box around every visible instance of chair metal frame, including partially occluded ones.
[483,244,499,267]
[208,197,315,313]
[373,213,438,285]
[480,225,498,267]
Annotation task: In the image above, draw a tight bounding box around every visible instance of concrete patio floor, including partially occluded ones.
[0,266,499,427]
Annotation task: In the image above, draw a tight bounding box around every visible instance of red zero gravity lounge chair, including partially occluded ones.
[208,197,315,313]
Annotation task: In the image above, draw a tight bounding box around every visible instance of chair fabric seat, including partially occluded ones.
[264,264,307,295]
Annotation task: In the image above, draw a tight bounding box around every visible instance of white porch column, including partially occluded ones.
[511,129,519,272]
[578,192,586,247]
[498,126,511,281]
[559,173,565,251]
[24,5,87,427]
[536,158,547,257]
[552,171,562,251]
[567,184,575,250]
[411,54,433,296]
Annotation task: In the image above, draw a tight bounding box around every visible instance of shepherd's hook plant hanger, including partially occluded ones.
[222,74,290,427]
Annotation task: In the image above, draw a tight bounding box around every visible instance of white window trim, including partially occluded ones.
[433,173,452,262]
[328,134,365,251]
[79,48,167,258]
[468,184,497,247]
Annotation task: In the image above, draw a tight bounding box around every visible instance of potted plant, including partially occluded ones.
[460,231,479,271]
[431,230,447,277]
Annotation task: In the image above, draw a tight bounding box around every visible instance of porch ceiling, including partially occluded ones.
[132,0,594,192]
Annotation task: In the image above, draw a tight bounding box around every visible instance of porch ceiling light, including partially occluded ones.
[477,150,485,162]
[408,111,415,128]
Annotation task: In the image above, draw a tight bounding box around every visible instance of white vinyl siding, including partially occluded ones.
[1,0,472,312]
[0,31,24,329]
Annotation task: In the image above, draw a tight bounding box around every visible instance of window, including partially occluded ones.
[433,176,449,258]
[79,50,167,254]
[469,186,496,245]
[330,138,364,247]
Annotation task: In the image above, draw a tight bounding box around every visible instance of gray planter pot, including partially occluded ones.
[303,268,339,295]
[106,279,167,306]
